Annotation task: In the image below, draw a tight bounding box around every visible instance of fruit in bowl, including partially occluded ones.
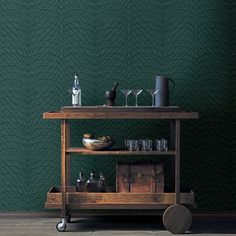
[82,134,114,151]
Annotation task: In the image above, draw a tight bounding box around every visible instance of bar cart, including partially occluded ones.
[43,106,199,234]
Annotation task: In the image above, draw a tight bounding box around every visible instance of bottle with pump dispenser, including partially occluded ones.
[97,172,106,192]
[72,74,81,106]
[76,172,85,192]
[86,171,98,192]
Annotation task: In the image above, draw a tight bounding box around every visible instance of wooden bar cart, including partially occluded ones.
[43,107,199,233]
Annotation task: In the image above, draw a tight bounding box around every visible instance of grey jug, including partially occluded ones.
[155,75,175,107]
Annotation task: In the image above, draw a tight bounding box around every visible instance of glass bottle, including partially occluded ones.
[97,172,106,192]
[76,172,85,192]
[72,74,81,106]
[86,171,98,192]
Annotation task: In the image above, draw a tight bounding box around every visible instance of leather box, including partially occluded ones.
[116,162,164,193]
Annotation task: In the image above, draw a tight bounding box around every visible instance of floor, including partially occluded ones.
[0,216,235,236]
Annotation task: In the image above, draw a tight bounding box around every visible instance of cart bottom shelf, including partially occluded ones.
[45,186,195,210]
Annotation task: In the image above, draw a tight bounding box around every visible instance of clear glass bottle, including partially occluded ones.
[76,172,85,192]
[72,74,81,106]
[86,171,98,192]
[97,172,106,192]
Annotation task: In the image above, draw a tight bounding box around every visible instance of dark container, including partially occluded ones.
[105,90,116,106]
[76,172,85,192]
[86,171,98,192]
[155,76,175,107]
[105,82,119,106]
[97,172,106,192]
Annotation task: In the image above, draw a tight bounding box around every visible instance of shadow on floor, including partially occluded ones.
[66,216,236,234]
[68,216,164,232]
[191,218,236,234]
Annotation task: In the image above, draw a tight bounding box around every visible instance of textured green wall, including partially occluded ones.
[0,0,234,212]
[232,0,236,211]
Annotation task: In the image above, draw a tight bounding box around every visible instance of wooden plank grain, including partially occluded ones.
[61,120,69,218]
[163,204,192,233]
[67,204,173,210]
[175,120,180,204]
[66,148,176,156]
[66,192,194,205]
[45,187,195,210]
[43,111,199,120]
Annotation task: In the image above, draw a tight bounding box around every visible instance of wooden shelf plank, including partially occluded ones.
[43,108,199,120]
[45,203,175,210]
[45,187,195,210]
[66,147,176,156]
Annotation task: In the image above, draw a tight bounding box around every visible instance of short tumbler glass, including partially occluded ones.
[155,138,168,151]
[126,139,139,151]
[141,139,153,151]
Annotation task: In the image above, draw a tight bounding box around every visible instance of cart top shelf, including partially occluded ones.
[43,106,199,120]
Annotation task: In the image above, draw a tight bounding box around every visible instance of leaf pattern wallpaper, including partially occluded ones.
[0,0,235,211]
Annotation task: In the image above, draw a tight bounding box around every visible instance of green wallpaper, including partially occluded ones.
[232,0,236,211]
[0,0,234,212]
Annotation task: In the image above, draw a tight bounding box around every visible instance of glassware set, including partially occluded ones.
[125,138,168,151]
[120,89,132,107]
[76,172,106,192]
[120,89,159,106]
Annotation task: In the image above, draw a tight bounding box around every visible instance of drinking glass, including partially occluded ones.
[155,139,163,151]
[120,89,132,106]
[132,89,143,106]
[162,138,168,151]
[126,139,139,151]
[147,89,159,106]
[155,138,168,151]
[141,139,153,151]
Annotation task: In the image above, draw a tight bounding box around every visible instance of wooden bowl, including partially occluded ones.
[82,138,114,151]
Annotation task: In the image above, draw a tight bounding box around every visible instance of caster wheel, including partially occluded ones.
[66,211,71,223]
[56,219,66,232]
[163,204,192,234]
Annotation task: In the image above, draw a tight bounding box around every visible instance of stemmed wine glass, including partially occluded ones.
[132,89,143,106]
[147,89,159,106]
[120,89,132,106]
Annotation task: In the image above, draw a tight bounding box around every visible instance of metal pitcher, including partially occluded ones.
[155,75,175,107]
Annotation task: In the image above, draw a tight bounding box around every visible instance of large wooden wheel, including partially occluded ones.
[163,204,192,234]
